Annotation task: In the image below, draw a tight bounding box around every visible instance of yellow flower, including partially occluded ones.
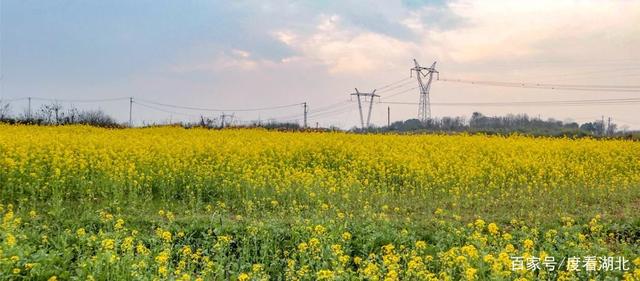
[122,236,134,252]
[502,233,512,241]
[415,240,427,250]
[238,273,250,281]
[456,255,467,264]
[309,238,320,248]
[523,239,534,250]
[136,242,150,255]
[331,244,343,255]
[76,228,86,237]
[461,245,479,258]
[5,234,16,247]
[342,231,352,241]
[158,266,168,277]
[363,262,379,279]
[298,242,309,252]
[162,231,172,242]
[488,223,499,235]
[464,267,477,280]
[252,263,263,273]
[505,244,516,253]
[314,224,326,235]
[155,249,170,265]
[101,239,115,251]
[339,255,350,265]
[316,269,334,280]
[114,218,125,230]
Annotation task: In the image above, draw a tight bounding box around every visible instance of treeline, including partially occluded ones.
[181,117,340,132]
[0,101,121,127]
[1,100,636,138]
[364,112,635,138]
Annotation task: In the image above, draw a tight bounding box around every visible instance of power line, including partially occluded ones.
[32,97,131,103]
[376,79,415,93]
[375,77,412,90]
[276,103,355,123]
[381,86,419,99]
[3,97,130,103]
[535,66,640,80]
[135,98,303,112]
[307,100,350,113]
[440,78,640,89]
[133,101,202,118]
[614,118,640,126]
[380,97,640,107]
[439,78,640,93]
[307,104,355,119]
[267,101,350,121]
[0,97,28,102]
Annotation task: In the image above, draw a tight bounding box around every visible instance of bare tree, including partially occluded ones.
[0,100,11,120]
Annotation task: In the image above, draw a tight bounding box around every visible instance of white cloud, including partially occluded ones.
[273,1,640,74]
[170,49,276,73]
[273,14,419,74]
[423,0,640,63]
[173,1,640,83]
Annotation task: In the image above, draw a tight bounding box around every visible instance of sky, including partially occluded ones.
[1,0,639,129]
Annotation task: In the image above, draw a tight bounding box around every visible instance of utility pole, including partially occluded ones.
[387,106,390,127]
[350,88,379,129]
[303,102,308,129]
[27,97,31,120]
[411,59,439,122]
[129,97,133,127]
[607,117,611,136]
[601,115,605,136]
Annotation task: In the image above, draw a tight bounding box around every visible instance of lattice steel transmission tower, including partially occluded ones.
[220,113,234,128]
[411,59,438,122]
[350,88,379,129]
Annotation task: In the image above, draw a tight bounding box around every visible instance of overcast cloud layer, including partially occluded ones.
[1,0,639,129]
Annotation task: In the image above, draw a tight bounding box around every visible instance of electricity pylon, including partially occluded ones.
[411,59,438,122]
[350,88,379,129]
[220,113,234,128]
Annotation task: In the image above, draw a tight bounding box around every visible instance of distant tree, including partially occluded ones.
[580,122,598,133]
[75,109,119,127]
[606,123,617,136]
[0,101,11,120]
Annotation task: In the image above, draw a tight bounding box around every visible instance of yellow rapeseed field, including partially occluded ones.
[0,125,639,280]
